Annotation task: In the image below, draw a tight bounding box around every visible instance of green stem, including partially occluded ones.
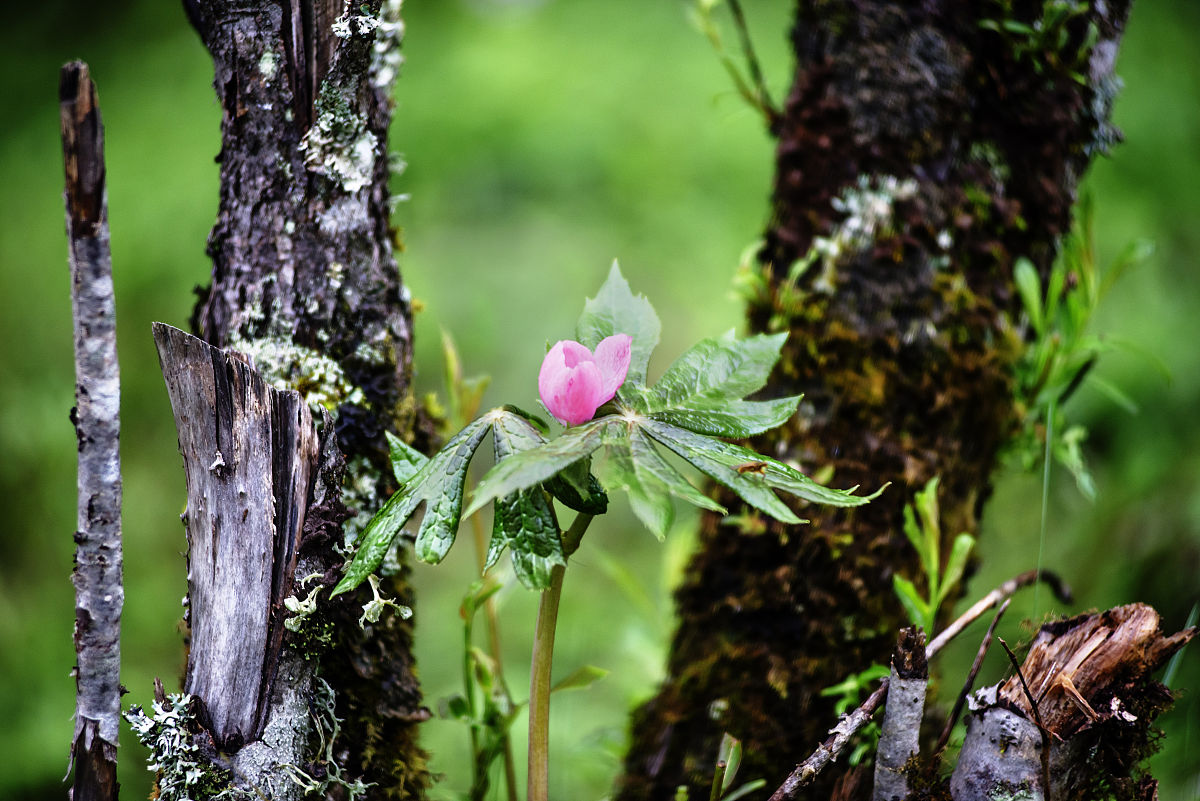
[470,512,519,801]
[527,513,592,801]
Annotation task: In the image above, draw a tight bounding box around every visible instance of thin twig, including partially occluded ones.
[936,598,1010,753]
[999,638,1053,801]
[726,0,779,124]
[768,570,1070,801]
[927,569,1070,658]
[62,60,123,801]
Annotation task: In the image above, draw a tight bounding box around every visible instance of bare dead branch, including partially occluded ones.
[935,598,1009,753]
[873,628,927,801]
[62,59,123,801]
[927,570,1071,657]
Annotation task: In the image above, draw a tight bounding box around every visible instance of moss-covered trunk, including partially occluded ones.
[173,0,428,797]
[619,2,1131,799]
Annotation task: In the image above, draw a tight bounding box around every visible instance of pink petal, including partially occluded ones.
[592,334,632,401]
[539,342,606,425]
[558,339,593,369]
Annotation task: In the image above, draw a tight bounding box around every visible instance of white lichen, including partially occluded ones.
[126,694,250,801]
[371,0,406,90]
[807,174,919,292]
[332,11,381,40]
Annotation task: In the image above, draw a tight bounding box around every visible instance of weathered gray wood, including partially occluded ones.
[153,322,317,749]
[62,59,122,801]
[873,628,927,801]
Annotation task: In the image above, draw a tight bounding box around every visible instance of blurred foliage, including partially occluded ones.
[1,1,1197,799]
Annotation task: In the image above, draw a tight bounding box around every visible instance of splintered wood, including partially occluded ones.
[999,603,1194,738]
[154,323,318,749]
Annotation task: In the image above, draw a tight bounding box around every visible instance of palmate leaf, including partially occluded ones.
[486,409,565,590]
[576,261,661,396]
[335,406,606,596]
[640,331,801,437]
[334,417,492,596]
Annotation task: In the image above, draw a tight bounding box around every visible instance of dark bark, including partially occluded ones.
[154,0,427,796]
[61,60,123,801]
[620,2,1133,799]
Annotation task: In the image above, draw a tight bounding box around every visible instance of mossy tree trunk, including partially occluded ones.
[158,0,428,797]
[619,2,1132,799]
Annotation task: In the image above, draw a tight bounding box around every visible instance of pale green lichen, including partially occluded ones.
[300,82,378,193]
[280,678,372,799]
[231,333,364,412]
[125,694,250,801]
[358,573,412,628]
[283,574,325,633]
[258,49,278,80]
[371,0,405,90]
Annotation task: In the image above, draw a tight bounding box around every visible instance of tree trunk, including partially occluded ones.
[619,2,1133,799]
[144,1,427,797]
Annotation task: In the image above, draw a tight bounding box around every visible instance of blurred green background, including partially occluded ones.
[1,1,1196,799]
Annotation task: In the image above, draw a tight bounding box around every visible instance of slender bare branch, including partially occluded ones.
[62,59,123,801]
[935,598,1010,753]
[927,570,1070,657]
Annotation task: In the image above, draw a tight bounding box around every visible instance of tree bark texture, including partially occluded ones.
[168,0,428,797]
[61,60,123,801]
[620,2,1133,799]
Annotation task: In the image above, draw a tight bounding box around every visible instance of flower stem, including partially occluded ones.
[471,511,519,801]
[527,513,592,801]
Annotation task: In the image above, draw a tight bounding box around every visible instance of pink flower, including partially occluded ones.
[538,335,632,426]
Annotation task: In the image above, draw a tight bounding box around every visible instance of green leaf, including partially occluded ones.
[937,532,976,607]
[648,331,787,407]
[1014,258,1044,336]
[893,575,931,632]
[718,733,743,792]
[649,396,801,438]
[334,417,492,596]
[596,430,676,540]
[575,261,661,392]
[466,418,610,517]
[596,424,725,538]
[550,664,609,693]
[643,419,874,525]
[544,458,609,514]
[487,411,565,590]
[722,780,768,801]
[641,331,800,437]
[386,430,428,485]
